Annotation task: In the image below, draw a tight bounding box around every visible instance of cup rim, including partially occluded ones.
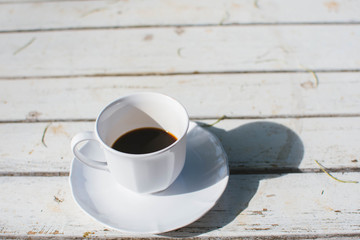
[94,92,189,158]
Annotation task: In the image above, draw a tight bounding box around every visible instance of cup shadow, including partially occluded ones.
[161,121,304,237]
[153,123,229,196]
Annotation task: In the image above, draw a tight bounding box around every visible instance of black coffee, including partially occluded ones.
[111,127,177,154]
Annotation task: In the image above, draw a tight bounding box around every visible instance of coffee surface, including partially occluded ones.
[112,127,177,154]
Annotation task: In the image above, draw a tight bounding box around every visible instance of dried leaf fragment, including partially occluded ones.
[202,115,226,127]
[315,160,358,183]
[42,123,51,147]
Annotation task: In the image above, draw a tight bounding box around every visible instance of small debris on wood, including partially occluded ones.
[54,195,64,203]
[175,27,185,35]
[219,11,230,25]
[324,1,339,12]
[143,34,153,41]
[13,37,36,55]
[27,230,36,235]
[26,111,42,121]
[301,81,315,89]
[42,123,52,148]
[177,48,184,58]
[51,230,61,234]
[202,115,226,127]
[83,231,95,238]
[314,160,358,183]
[300,65,319,88]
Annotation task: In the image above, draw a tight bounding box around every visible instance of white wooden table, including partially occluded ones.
[1,0,360,238]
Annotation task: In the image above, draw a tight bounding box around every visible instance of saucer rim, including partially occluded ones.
[69,121,229,234]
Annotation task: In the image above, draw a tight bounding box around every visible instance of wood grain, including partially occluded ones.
[0,173,359,238]
[1,0,359,239]
[1,118,359,174]
[1,0,360,32]
[1,26,360,78]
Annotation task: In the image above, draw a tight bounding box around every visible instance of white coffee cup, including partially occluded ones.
[71,92,189,194]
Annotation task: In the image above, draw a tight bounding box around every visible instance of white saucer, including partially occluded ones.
[69,122,229,234]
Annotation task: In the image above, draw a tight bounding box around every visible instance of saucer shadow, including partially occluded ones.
[161,121,304,237]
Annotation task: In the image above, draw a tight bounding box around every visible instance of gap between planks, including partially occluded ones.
[1,113,360,124]
[1,233,360,240]
[0,0,102,4]
[0,69,360,80]
[1,168,360,177]
[1,22,360,34]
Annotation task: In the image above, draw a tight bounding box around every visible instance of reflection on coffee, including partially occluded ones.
[112,127,177,154]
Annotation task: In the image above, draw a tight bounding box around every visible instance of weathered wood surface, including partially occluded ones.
[1,72,359,121]
[0,173,359,238]
[0,118,359,174]
[1,0,360,32]
[1,0,360,238]
[1,25,360,78]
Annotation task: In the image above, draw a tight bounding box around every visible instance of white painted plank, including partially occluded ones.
[0,122,89,173]
[0,0,100,2]
[0,173,359,238]
[1,118,359,173]
[1,0,360,31]
[1,72,360,121]
[1,26,360,77]
[0,0,98,2]
[210,118,360,171]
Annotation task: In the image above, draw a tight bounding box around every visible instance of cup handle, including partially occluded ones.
[71,131,109,171]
